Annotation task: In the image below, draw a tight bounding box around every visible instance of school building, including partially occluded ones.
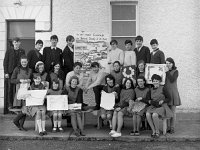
[0,0,199,113]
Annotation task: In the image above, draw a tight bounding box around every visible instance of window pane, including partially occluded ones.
[111,37,136,50]
[112,5,136,20]
[112,21,136,36]
[8,21,35,39]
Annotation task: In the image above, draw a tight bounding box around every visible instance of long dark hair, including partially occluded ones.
[122,78,134,89]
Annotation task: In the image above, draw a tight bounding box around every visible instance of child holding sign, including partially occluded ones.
[63,76,85,137]
[100,74,120,129]
[23,73,47,136]
[46,79,63,132]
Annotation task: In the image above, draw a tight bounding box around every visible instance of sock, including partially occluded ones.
[54,121,58,128]
[36,119,42,133]
[58,121,61,128]
[42,120,46,131]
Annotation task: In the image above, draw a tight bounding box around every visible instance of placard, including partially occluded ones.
[100,91,115,110]
[145,63,166,85]
[122,65,136,82]
[47,95,68,110]
[26,90,47,106]
[68,103,82,110]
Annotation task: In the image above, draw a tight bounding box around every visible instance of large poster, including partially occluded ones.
[74,31,109,76]
[26,90,47,106]
[47,95,68,110]
[145,64,166,85]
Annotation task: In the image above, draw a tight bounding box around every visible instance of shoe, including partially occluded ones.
[19,127,27,131]
[80,130,86,136]
[39,132,44,136]
[58,127,64,132]
[130,131,135,136]
[74,130,80,137]
[135,131,140,136]
[52,127,57,133]
[42,131,47,135]
[151,133,156,138]
[111,132,121,137]
[154,132,160,138]
[13,120,20,129]
[167,128,175,134]
[109,130,116,135]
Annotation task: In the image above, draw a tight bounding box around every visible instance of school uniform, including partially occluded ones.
[165,69,181,106]
[150,49,165,64]
[110,70,123,86]
[27,49,43,71]
[134,46,150,64]
[42,47,63,73]
[3,48,25,108]
[11,67,32,107]
[62,45,74,76]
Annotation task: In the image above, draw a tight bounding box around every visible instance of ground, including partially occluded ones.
[1,140,200,150]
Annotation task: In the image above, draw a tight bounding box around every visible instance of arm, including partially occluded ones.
[160,51,165,64]
[11,68,20,84]
[166,70,178,83]
[163,86,170,103]
[78,73,84,89]
[3,49,9,74]
[146,47,151,63]
[42,48,46,63]
[140,89,151,104]
[84,74,92,89]
[87,71,105,89]
[27,51,32,67]
[76,88,83,103]
[119,50,124,65]
[131,51,137,66]
[65,73,71,87]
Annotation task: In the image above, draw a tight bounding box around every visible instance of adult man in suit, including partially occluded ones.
[62,35,75,77]
[3,37,25,110]
[42,35,63,73]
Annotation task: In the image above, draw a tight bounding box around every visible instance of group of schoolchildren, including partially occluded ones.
[3,34,181,138]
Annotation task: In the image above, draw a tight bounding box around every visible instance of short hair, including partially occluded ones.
[33,73,41,79]
[137,60,145,66]
[12,37,21,42]
[151,74,162,82]
[136,75,146,86]
[122,78,134,89]
[91,62,100,68]
[150,39,158,45]
[35,40,43,45]
[52,78,59,84]
[74,62,82,68]
[113,61,121,66]
[69,75,79,85]
[110,40,118,45]
[105,74,115,85]
[135,36,143,42]
[66,35,74,42]
[50,35,58,41]
[20,55,28,61]
[166,57,176,70]
[125,40,133,45]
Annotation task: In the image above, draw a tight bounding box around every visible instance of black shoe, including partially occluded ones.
[42,131,48,135]
[13,120,20,129]
[39,132,44,136]
[19,127,27,131]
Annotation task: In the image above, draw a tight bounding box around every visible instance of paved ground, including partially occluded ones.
[1,141,200,150]
[0,112,199,142]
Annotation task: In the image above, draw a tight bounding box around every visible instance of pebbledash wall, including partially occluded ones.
[0,0,200,113]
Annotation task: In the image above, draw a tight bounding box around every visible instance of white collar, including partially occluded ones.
[68,46,73,52]
[51,46,57,50]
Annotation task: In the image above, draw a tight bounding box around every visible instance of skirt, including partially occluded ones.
[22,105,46,117]
[100,108,113,116]
[146,105,165,118]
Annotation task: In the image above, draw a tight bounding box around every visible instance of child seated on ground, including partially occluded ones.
[128,76,150,136]
[146,74,173,138]
[100,74,120,129]
[110,78,135,137]
[46,79,63,132]
[22,73,47,136]
[63,76,85,137]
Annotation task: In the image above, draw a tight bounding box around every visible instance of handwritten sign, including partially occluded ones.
[68,103,82,110]
[47,95,68,110]
[100,91,115,110]
[26,90,47,106]
[145,63,166,85]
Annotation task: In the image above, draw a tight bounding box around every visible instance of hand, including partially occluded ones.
[115,84,119,87]
[165,66,169,72]
[148,100,151,104]
[5,74,9,78]
[159,100,164,105]
[113,91,118,98]
[137,97,142,101]
[115,107,121,111]
[84,87,89,93]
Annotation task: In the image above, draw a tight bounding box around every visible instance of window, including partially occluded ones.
[111,2,138,50]
[7,20,35,55]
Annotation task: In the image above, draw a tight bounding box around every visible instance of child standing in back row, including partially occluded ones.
[123,40,136,67]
